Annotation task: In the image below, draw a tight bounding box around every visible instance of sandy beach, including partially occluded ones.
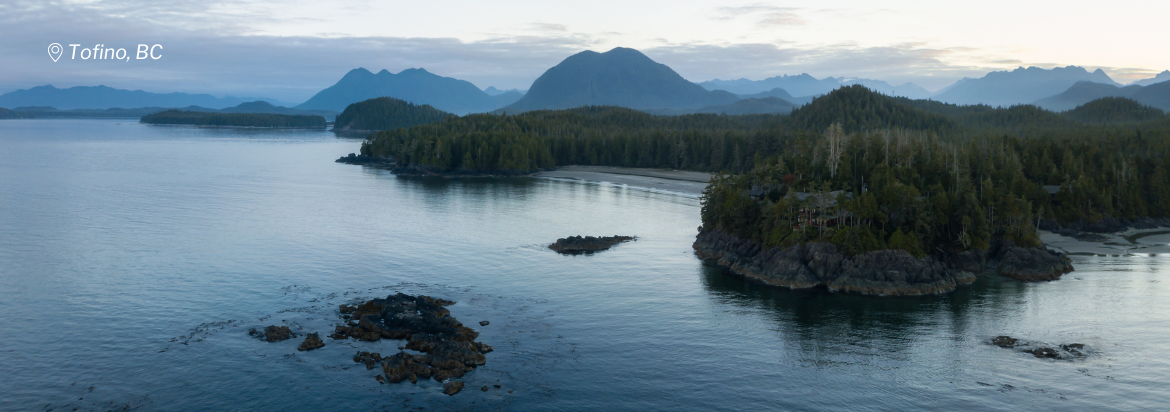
[1040,228,1170,256]
[535,165,713,196]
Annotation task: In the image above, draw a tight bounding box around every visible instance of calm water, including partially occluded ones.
[2,119,1169,411]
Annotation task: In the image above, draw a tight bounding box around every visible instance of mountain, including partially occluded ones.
[503,47,739,112]
[296,68,521,115]
[739,87,795,101]
[1033,81,1142,111]
[648,97,795,116]
[1131,70,1170,87]
[933,66,1120,107]
[332,97,453,132]
[699,74,841,97]
[484,86,526,96]
[1131,80,1170,111]
[1033,80,1170,112]
[1064,97,1165,124]
[0,85,284,110]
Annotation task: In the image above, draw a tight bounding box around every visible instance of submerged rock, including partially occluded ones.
[335,293,492,395]
[353,351,383,370]
[550,235,636,254]
[443,381,464,396]
[988,335,1089,360]
[249,325,294,342]
[991,336,1019,348]
[297,332,325,351]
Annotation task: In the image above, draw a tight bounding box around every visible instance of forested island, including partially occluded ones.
[140,109,327,128]
[349,86,1170,295]
[0,107,35,119]
[333,97,453,132]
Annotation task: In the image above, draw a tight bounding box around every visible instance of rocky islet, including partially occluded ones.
[550,235,636,254]
[332,293,493,394]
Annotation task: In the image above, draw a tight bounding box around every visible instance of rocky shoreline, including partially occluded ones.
[693,228,1073,296]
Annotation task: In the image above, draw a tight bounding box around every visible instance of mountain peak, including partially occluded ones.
[504,47,737,112]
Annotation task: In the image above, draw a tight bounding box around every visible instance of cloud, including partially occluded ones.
[714,3,806,27]
[0,1,598,101]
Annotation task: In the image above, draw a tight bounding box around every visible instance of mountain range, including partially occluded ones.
[503,47,740,112]
[5,47,1169,119]
[698,75,933,100]
[0,85,290,110]
[9,101,335,120]
[1033,80,1170,112]
[295,68,521,114]
[933,66,1120,107]
[1132,71,1170,87]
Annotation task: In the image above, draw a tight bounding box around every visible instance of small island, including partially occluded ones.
[332,97,453,132]
[550,235,636,254]
[140,109,327,128]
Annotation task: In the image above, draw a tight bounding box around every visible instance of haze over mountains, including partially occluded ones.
[2,46,1169,119]
[932,66,1121,107]
[295,68,522,115]
[1033,80,1170,112]
[699,75,932,100]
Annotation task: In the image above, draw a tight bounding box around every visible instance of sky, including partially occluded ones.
[3,0,1168,103]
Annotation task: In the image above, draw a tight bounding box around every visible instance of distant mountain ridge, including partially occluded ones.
[296,68,521,115]
[1033,80,1170,112]
[503,47,740,112]
[7,101,336,120]
[0,85,286,110]
[699,75,931,100]
[1131,71,1170,87]
[933,66,1120,107]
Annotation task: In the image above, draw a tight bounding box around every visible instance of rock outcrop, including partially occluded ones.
[994,244,1074,281]
[693,229,975,296]
[249,325,294,342]
[550,235,636,254]
[333,293,492,395]
[297,332,325,351]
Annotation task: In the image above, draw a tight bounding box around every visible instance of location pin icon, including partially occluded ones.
[48,43,62,62]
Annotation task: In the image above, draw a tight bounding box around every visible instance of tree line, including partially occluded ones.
[360,86,1170,244]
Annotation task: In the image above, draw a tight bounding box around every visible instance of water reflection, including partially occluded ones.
[698,261,1034,357]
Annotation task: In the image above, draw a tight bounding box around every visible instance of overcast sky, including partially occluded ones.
[3,0,1167,103]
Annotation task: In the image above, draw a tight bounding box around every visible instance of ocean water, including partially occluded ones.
[1,119,1168,411]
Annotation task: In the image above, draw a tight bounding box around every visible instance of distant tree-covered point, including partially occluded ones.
[0,107,35,119]
[140,110,326,128]
[333,97,453,132]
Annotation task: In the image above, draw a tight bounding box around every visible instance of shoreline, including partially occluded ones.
[534,166,712,196]
[1040,228,1170,256]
